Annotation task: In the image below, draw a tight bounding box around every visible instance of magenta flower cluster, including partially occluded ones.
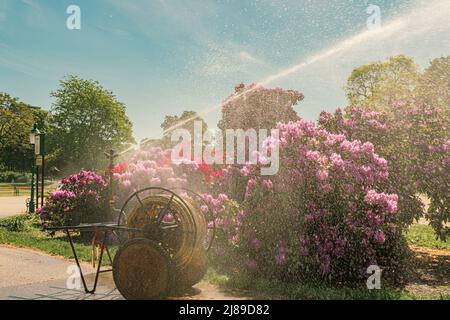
[38,170,109,225]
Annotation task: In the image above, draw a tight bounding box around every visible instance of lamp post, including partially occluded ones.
[29,124,39,213]
[38,130,46,207]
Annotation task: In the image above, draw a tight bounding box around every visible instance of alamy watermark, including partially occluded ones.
[366,265,382,290]
[66,265,81,290]
[66,5,81,30]
[366,4,382,30]
[170,121,280,176]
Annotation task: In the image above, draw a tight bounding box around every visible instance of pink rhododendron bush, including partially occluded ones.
[38,170,110,226]
[217,84,305,202]
[219,119,409,283]
[112,147,225,203]
[318,102,450,240]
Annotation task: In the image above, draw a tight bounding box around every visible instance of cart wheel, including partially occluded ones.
[113,238,174,300]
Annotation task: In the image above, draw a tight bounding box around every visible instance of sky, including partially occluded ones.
[1,0,450,142]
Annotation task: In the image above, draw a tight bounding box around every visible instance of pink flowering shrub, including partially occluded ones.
[113,147,227,204]
[319,102,450,239]
[113,147,190,202]
[217,84,305,202]
[38,170,110,226]
[225,119,408,282]
[425,138,450,240]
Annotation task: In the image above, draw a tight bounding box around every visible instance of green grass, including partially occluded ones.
[203,267,449,300]
[0,182,54,186]
[404,223,450,250]
[0,215,112,263]
[0,187,31,197]
[0,183,32,186]
[0,182,56,197]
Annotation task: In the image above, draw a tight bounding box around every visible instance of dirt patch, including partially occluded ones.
[405,246,450,297]
[170,282,252,300]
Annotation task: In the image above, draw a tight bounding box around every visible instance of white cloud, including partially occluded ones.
[196,41,271,78]
[239,51,264,65]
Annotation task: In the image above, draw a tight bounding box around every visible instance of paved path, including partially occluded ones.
[0,246,249,300]
[0,246,96,290]
[0,196,28,218]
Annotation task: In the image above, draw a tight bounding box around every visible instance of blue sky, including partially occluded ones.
[1,0,449,142]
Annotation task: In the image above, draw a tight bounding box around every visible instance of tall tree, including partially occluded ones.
[153,110,208,150]
[50,76,135,172]
[415,55,450,109]
[345,55,419,108]
[0,93,46,172]
[218,83,303,132]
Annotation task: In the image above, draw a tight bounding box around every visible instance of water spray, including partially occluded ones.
[155,0,450,139]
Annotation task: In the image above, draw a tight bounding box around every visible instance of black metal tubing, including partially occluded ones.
[44,223,149,295]
[65,228,110,294]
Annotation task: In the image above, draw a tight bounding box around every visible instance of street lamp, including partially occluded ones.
[29,124,40,214]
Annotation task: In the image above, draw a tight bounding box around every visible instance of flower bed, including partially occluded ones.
[38,170,109,226]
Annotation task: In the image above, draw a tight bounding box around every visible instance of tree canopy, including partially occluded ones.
[0,93,47,171]
[156,110,208,149]
[218,83,304,132]
[49,76,135,172]
[416,56,450,109]
[345,55,419,108]
[345,54,450,111]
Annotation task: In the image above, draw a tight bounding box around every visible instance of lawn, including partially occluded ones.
[0,183,31,197]
[404,223,450,250]
[0,182,57,197]
[0,215,108,263]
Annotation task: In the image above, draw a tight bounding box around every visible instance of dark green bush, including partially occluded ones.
[0,171,30,183]
[0,215,30,232]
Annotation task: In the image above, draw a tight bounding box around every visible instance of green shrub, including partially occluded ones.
[0,171,30,183]
[0,215,31,232]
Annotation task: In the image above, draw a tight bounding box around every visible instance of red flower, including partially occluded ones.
[113,162,130,174]
[119,162,129,172]
[211,169,224,179]
[198,162,212,174]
